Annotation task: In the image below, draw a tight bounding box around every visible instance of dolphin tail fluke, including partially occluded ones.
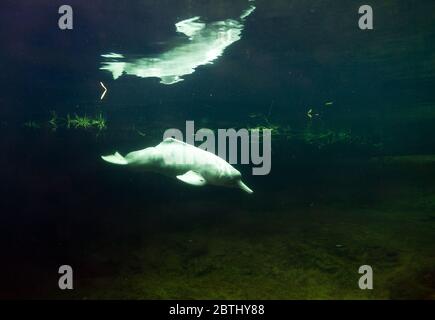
[101,152,128,165]
[238,181,253,194]
[240,1,256,20]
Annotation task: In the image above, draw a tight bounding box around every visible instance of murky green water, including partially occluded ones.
[1,0,435,299]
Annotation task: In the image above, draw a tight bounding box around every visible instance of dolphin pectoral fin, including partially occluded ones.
[238,181,253,194]
[101,152,128,165]
[176,171,207,186]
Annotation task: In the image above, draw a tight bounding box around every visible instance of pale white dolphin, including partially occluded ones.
[101,138,254,194]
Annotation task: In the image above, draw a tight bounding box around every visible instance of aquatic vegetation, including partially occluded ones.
[247,114,290,137]
[297,127,384,153]
[66,114,73,129]
[22,112,106,132]
[247,112,289,136]
[67,114,93,129]
[100,2,256,84]
[248,124,286,136]
[247,115,382,152]
[23,121,40,129]
[62,112,108,131]
[91,112,107,130]
[48,111,58,131]
[301,129,354,148]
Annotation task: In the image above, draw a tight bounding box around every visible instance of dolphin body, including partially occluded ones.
[101,138,254,194]
[100,3,256,84]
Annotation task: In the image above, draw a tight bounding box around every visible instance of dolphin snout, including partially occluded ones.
[238,181,253,194]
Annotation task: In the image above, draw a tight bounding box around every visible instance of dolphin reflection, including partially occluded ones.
[100,4,256,84]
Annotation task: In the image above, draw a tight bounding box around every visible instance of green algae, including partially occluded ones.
[66,113,106,130]
[48,111,58,131]
[72,206,432,300]
[247,118,382,152]
[20,112,108,132]
[23,121,40,129]
[50,156,435,300]
[92,112,107,131]
[67,114,93,129]
[61,112,107,131]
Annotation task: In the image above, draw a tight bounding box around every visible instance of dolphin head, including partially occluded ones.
[210,168,253,194]
[225,169,253,194]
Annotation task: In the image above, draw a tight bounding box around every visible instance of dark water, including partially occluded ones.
[1,0,435,299]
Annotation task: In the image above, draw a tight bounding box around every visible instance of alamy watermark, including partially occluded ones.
[58,5,73,30]
[163,121,271,176]
[58,4,373,31]
[58,265,73,290]
[358,265,374,290]
[358,5,374,30]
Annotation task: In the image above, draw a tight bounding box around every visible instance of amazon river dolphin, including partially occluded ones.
[101,138,254,194]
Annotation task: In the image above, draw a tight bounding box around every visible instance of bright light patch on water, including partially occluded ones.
[100,4,256,85]
[101,53,124,59]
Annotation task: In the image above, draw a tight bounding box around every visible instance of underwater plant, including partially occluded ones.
[65,113,107,130]
[247,113,382,153]
[67,114,93,129]
[66,114,73,129]
[301,129,353,148]
[247,116,291,138]
[248,112,284,136]
[249,124,280,135]
[23,121,40,129]
[63,112,108,131]
[48,111,58,131]
[298,127,384,153]
[91,112,107,130]
[24,111,107,133]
